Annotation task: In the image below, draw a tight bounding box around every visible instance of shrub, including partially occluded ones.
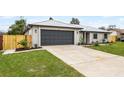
[102,39,105,43]
[78,42,81,45]
[18,39,28,48]
[109,41,114,45]
[34,44,38,48]
[94,41,99,46]
[79,36,84,45]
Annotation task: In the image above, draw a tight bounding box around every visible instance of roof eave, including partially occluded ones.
[28,24,83,29]
[81,30,111,33]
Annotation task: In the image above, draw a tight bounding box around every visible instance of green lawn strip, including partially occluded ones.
[89,42,124,56]
[0,50,84,77]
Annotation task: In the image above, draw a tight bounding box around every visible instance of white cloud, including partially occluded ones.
[0,16,15,19]
[102,16,113,18]
[119,18,124,21]
[0,25,9,32]
[81,20,109,28]
[27,18,42,23]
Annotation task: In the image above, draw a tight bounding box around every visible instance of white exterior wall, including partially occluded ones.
[89,32,109,44]
[89,33,93,44]
[26,26,80,47]
[74,30,80,45]
[26,27,39,47]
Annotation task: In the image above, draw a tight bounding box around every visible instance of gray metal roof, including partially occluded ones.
[29,19,82,29]
[80,25,110,33]
[29,19,110,33]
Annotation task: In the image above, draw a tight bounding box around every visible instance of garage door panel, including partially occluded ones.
[41,30,74,45]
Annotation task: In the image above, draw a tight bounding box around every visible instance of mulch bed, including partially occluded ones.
[16,47,42,51]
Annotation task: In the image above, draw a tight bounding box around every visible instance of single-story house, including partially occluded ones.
[25,18,111,47]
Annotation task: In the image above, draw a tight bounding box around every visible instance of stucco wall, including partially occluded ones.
[25,27,39,47]
[74,30,80,45]
[89,32,109,44]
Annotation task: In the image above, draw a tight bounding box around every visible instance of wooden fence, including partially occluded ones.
[0,36,3,50]
[108,35,117,43]
[3,35,32,50]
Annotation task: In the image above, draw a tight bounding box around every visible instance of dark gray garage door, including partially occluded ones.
[41,30,74,45]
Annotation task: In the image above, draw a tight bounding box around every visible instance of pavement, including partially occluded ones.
[43,45,124,77]
[2,48,44,55]
[2,49,15,55]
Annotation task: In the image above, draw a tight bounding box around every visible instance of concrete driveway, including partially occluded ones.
[43,45,124,77]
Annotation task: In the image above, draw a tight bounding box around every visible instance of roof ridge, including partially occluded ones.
[31,19,80,26]
[52,19,77,26]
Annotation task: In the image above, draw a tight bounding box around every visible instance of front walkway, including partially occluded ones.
[43,45,124,77]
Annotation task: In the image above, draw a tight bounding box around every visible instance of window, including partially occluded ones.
[104,34,108,39]
[93,33,97,39]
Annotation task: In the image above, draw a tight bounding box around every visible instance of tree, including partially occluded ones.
[98,26,106,30]
[70,18,80,25]
[107,25,116,30]
[8,17,26,35]
[49,17,53,20]
[70,18,75,24]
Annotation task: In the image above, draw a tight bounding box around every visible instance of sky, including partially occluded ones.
[0,16,124,32]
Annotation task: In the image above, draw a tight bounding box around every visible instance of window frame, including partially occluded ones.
[104,33,108,39]
[93,33,98,39]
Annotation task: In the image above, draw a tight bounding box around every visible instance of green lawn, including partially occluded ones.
[0,50,83,77]
[90,42,124,56]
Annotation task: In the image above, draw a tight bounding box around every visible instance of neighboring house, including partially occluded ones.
[110,30,118,36]
[110,29,124,40]
[25,18,111,47]
[0,31,3,35]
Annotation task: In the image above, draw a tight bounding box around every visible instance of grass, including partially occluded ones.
[0,50,83,77]
[90,42,124,56]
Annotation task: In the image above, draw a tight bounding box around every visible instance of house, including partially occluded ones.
[80,25,110,44]
[110,30,118,36]
[110,29,124,40]
[25,18,111,47]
